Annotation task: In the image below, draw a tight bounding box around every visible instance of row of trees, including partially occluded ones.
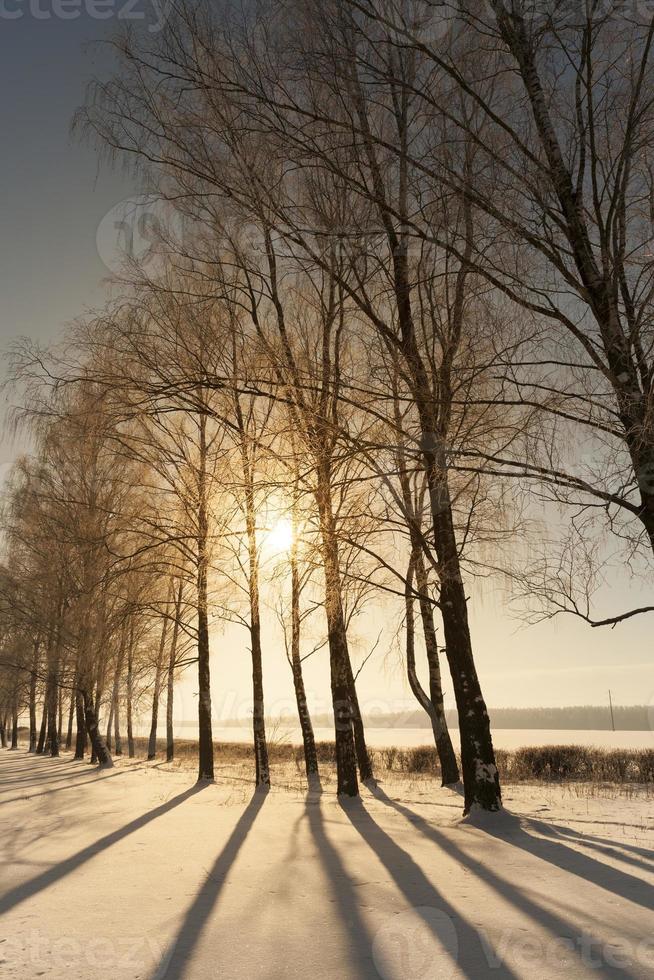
[2,0,653,814]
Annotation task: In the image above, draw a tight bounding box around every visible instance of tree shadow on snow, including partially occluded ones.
[340,796,520,979]
[480,814,654,915]
[0,751,138,796]
[0,767,144,807]
[155,788,268,979]
[0,783,208,917]
[536,821,654,872]
[0,766,96,785]
[303,791,378,978]
[369,785,647,979]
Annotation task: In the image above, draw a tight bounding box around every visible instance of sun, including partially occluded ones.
[265,517,294,555]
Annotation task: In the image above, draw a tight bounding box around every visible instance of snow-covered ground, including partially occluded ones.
[0,750,652,979]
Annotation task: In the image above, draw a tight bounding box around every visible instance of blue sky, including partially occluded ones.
[0,8,135,403]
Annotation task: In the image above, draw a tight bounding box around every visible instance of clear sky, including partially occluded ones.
[1,5,652,714]
[0,5,137,479]
[190,572,654,726]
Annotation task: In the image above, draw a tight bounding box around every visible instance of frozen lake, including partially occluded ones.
[202,726,654,750]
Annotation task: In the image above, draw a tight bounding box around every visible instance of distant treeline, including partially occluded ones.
[239,705,652,731]
[375,706,653,731]
[486,706,653,731]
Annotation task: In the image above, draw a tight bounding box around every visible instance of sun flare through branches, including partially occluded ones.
[263,517,294,556]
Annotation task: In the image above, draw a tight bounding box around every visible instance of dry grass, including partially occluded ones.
[124,737,654,792]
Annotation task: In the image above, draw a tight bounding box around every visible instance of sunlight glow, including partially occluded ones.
[264,517,294,555]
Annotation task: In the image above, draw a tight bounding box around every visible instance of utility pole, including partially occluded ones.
[608,689,615,732]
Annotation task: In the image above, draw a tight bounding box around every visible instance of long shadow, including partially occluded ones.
[0,762,111,785]
[530,821,654,875]
[0,770,111,790]
[157,789,268,979]
[546,812,654,830]
[0,766,144,807]
[0,765,92,779]
[545,822,654,865]
[0,783,207,916]
[370,786,643,978]
[1,751,86,769]
[1,756,97,767]
[304,794,377,979]
[0,754,149,796]
[342,798,519,979]
[482,815,654,914]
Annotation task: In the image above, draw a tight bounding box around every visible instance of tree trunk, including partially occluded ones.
[392,383,459,786]
[405,553,460,785]
[414,552,460,785]
[250,615,269,787]
[234,393,270,789]
[114,698,122,755]
[166,659,175,763]
[46,606,64,758]
[74,690,87,760]
[36,699,48,754]
[82,688,113,769]
[196,593,214,781]
[48,670,60,758]
[0,717,6,748]
[289,541,320,787]
[10,706,18,750]
[90,681,104,765]
[344,655,373,783]
[377,155,500,811]
[424,441,500,813]
[57,685,63,743]
[106,631,127,753]
[65,687,75,751]
[147,612,169,761]
[196,410,214,782]
[28,666,38,753]
[245,502,270,788]
[166,578,184,763]
[399,318,500,812]
[316,472,358,797]
[127,625,135,759]
[113,647,124,756]
[105,698,114,753]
